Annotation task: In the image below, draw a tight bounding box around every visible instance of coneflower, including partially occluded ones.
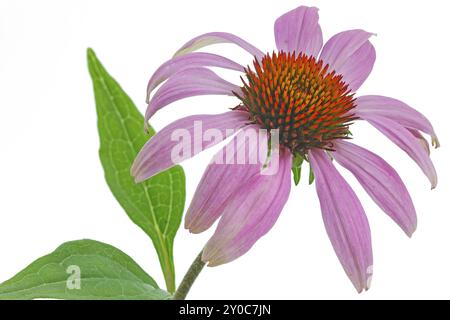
[132,6,439,292]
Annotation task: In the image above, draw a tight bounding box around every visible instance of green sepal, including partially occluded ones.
[309,162,315,185]
[291,154,304,186]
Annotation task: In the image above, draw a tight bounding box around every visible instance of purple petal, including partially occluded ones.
[309,148,373,293]
[332,140,417,237]
[185,125,269,233]
[202,149,292,267]
[131,111,249,182]
[355,95,439,148]
[319,30,375,91]
[365,115,438,189]
[409,129,431,155]
[146,52,244,103]
[145,67,241,122]
[274,6,323,57]
[173,32,264,60]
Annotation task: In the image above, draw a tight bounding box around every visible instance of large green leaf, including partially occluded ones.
[0,240,170,300]
[87,48,185,293]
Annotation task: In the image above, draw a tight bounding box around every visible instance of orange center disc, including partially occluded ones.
[236,51,357,155]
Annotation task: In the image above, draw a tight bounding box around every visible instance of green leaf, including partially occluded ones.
[87,48,185,293]
[0,240,170,300]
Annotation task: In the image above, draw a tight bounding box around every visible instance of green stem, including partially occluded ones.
[172,251,205,300]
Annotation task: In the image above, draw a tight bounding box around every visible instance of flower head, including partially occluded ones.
[132,6,439,292]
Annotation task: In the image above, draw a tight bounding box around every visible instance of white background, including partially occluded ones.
[0,0,449,299]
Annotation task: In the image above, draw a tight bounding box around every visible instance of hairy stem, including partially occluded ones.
[172,250,205,300]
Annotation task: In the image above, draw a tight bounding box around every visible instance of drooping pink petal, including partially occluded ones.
[409,129,431,155]
[309,148,373,293]
[332,140,417,237]
[146,52,244,103]
[144,67,241,122]
[131,111,249,182]
[186,125,269,233]
[355,95,439,148]
[274,6,323,57]
[173,32,264,60]
[202,149,292,267]
[319,30,375,91]
[365,115,438,189]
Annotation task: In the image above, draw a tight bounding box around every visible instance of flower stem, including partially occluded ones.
[172,250,205,300]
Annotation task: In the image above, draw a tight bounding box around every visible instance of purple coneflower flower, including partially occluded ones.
[132,6,439,292]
